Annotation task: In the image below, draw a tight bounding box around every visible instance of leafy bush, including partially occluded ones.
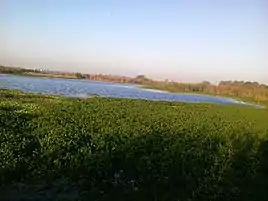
[0,89,267,200]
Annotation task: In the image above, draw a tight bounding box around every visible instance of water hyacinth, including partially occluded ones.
[0,89,267,201]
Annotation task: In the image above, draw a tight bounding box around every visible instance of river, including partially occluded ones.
[0,74,249,105]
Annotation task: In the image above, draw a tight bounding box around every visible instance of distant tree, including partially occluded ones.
[133,75,152,84]
[84,74,90,79]
[136,75,147,80]
[202,81,211,85]
[75,73,85,79]
[219,81,231,86]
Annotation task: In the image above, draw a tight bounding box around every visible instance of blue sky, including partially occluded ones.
[1,0,267,83]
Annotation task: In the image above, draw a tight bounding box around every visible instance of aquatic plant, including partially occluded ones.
[0,89,267,200]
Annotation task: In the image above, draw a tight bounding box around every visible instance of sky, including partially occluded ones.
[1,0,267,84]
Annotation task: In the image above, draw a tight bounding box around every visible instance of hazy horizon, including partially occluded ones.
[1,0,267,84]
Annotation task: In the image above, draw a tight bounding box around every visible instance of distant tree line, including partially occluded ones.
[0,66,36,74]
[146,80,268,101]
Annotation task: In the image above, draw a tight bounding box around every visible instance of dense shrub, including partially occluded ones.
[0,89,267,200]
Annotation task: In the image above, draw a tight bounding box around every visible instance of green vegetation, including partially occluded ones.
[143,80,268,102]
[0,65,36,74]
[0,65,81,79]
[0,89,267,200]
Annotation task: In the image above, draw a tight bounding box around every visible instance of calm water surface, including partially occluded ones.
[0,74,249,105]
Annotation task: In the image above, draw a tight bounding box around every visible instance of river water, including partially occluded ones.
[0,74,249,105]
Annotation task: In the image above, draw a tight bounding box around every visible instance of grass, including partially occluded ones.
[141,85,268,108]
[0,89,268,200]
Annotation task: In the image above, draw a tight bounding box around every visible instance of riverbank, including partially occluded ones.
[141,85,268,108]
[3,74,258,106]
[0,89,267,200]
[1,72,80,79]
[2,66,268,103]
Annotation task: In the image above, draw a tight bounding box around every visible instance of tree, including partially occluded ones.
[202,81,211,85]
[75,73,85,79]
[136,75,147,80]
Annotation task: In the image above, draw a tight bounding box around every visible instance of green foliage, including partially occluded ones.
[143,80,268,101]
[75,72,86,79]
[0,89,268,200]
[0,65,35,74]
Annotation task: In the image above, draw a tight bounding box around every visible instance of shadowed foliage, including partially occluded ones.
[0,89,267,200]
